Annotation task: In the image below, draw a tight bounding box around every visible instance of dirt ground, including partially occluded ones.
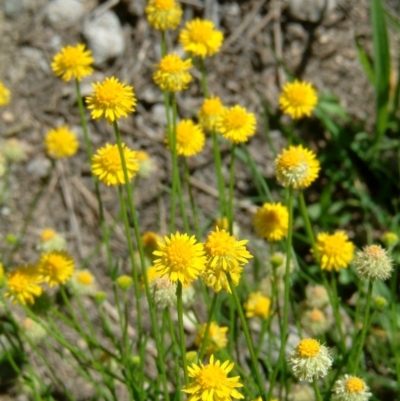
[0,0,399,399]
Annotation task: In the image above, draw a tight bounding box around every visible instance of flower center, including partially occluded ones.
[41,229,56,242]
[324,237,343,256]
[364,245,384,260]
[62,48,81,67]
[95,82,123,107]
[154,0,174,9]
[77,271,93,285]
[203,99,223,115]
[297,338,321,357]
[226,109,247,129]
[160,55,185,73]
[286,86,309,107]
[345,377,365,393]
[206,231,236,256]
[310,309,324,322]
[102,147,122,172]
[190,24,213,43]
[166,240,194,272]
[254,299,269,316]
[197,364,226,389]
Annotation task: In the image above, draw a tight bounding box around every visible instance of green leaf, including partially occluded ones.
[370,0,391,140]
[355,37,375,85]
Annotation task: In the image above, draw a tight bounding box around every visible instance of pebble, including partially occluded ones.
[44,0,86,30]
[83,11,125,65]
[4,0,25,19]
[26,157,51,179]
[151,104,168,126]
[288,0,337,23]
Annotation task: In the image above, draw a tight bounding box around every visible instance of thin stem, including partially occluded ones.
[298,191,318,259]
[211,132,227,217]
[183,158,201,239]
[353,279,374,374]
[228,144,236,234]
[198,293,219,360]
[227,274,267,401]
[177,282,189,385]
[313,377,323,401]
[199,58,209,98]
[267,186,294,399]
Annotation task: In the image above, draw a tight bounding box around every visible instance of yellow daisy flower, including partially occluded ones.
[5,265,43,305]
[153,53,193,92]
[51,43,94,82]
[153,232,207,285]
[198,96,226,132]
[194,322,229,355]
[92,143,139,186]
[253,202,289,242]
[183,355,244,401]
[315,231,355,272]
[217,105,256,144]
[244,291,271,319]
[279,80,318,119]
[166,119,205,157]
[86,77,136,124]
[179,19,224,58]
[202,263,243,294]
[37,251,75,287]
[45,126,79,159]
[0,81,11,106]
[274,145,320,189]
[145,0,182,31]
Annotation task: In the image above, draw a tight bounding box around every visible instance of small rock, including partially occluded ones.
[27,157,51,178]
[2,111,15,123]
[20,47,50,74]
[83,11,125,65]
[4,0,25,19]
[151,104,168,126]
[288,0,337,23]
[44,0,86,30]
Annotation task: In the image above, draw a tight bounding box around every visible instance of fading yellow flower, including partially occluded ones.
[179,19,223,58]
[153,232,206,285]
[86,77,136,124]
[244,291,271,319]
[253,202,288,242]
[37,251,75,287]
[194,321,228,355]
[217,105,256,144]
[5,265,43,305]
[68,270,96,296]
[166,120,205,157]
[45,126,79,159]
[1,139,26,163]
[0,81,10,106]
[92,143,139,186]
[145,0,182,31]
[198,96,226,132]
[183,355,244,401]
[51,43,94,82]
[332,375,372,401]
[153,53,192,92]
[316,231,355,272]
[279,80,318,119]
[275,145,320,189]
[354,244,393,281]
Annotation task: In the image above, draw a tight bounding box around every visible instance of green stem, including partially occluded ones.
[228,144,236,235]
[298,191,318,258]
[313,377,323,401]
[227,274,267,401]
[183,158,201,239]
[267,186,294,399]
[113,121,170,401]
[177,282,189,385]
[211,132,227,217]
[161,31,167,57]
[198,293,219,360]
[353,279,374,374]
[199,58,209,98]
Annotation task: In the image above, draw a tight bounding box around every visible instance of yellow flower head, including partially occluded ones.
[51,44,94,82]
[68,269,96,296]
[142,231,163,258]
[76,270,94,286]
[166,119,205,157]
[153,232,207,285]
[45,126,79,159]
[316,231,355,272]
[145,0,182,31]
[332,375,372,401]
[198,96,226,132]
[41,228,56,242]
[5,265,43,305]
[0,81,11,106]
[92,143,139,186]
[217,105,256,144]
[183,354,244,401]
[153,53,193,92]
[354,244,393,281]
[205,228,252,272]
[37,251,75,287]
[275,145,320,189]
[253,202,289,242]
[86,77,136,124]
[289,338,332,382]
[179,19,224,58]
[194,322,228,355]
[202,264,242,294]
[279,80,318,119]
[244,291,271,319]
